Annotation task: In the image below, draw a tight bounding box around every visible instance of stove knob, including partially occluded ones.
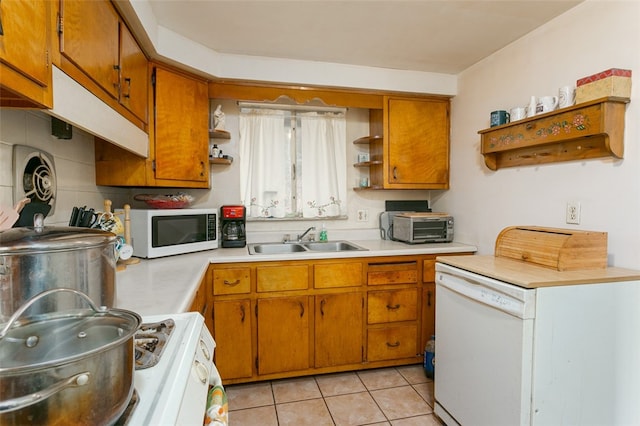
[199,339,211,361]
[194,360,209,384]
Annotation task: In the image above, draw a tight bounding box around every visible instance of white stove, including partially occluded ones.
[120,312,222,425]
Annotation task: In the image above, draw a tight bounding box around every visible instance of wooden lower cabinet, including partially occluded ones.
[315,292,364,368]
[257,296,310,375]
[213,299,253,380]
[209,253,472,384]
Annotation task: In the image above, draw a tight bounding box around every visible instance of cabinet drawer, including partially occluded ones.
[314,262,363,288]
[367,325,418,361]
[213,268,251,295]
[257,265,309,292]
[367,261,418,285]
[367,288,418,324]
[423,259,436,283]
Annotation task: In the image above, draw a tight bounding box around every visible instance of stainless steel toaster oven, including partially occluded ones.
[392,213,454,244]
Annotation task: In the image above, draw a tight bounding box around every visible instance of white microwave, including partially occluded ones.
[129,208,218,258]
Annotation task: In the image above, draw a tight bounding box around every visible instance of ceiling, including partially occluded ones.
[145,0,582,75]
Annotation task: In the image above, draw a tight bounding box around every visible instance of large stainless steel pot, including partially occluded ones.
[0,289,141,426]
[0,218,116,323]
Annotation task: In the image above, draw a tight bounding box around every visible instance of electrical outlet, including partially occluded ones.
[566,202,581,224]
[357,209,369,222]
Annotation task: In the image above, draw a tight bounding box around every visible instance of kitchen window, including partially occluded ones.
[238,103,347,219]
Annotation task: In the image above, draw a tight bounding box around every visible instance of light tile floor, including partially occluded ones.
[225,365,442,425]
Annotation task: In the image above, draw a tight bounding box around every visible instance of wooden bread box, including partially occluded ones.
[495,226,607,271]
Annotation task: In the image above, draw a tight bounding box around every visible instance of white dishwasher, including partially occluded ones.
[434,261,640,426]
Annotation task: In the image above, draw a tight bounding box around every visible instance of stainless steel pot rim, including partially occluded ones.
[0,226,116,254]
[0,308,141,374]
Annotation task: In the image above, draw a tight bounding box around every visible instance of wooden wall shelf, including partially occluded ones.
[210,157,232,165]
[478,96,629,170]
[209,129,231,139]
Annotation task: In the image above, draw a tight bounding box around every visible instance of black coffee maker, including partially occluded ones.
[220,205,246,248]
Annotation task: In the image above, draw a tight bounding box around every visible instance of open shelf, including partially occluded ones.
[353,135,382,145]
[210,157,232,165]
[209,129,231,139]
[479,96,629,170]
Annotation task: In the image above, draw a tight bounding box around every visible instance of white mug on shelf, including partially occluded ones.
[558,86,576,108]
[510,107,527,121]
[537,96,559,114]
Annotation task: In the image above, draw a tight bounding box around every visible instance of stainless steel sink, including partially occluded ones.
[248,242,308,255]
[247,240,367,255]
[303,241,367,252]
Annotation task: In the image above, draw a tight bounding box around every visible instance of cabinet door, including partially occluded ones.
[315,292,363,368]
[119,23,148,123]
[0,0,52,107]
[385,97,450,189]
[60,0,119,98]
[213,300,253,381]
[154,66,209,183]
[257,296,310,375]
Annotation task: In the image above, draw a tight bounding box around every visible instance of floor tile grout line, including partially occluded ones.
[314,376,338,426]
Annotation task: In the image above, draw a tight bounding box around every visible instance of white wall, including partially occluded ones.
[433,0,640,268]
[0,110,130,226]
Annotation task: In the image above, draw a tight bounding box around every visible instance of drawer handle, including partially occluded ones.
[320,299,326,316]
[240,304,245,322]
[393,166,398,180]
[299,302,305,318]
[386,304,400,310]
[427,291,432,307]
[386,341,400,348]
[224,279,241,286]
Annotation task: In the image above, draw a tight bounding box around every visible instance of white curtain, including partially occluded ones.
[299,112,346,218]
[239,109,291,218]
[239,108,346,219]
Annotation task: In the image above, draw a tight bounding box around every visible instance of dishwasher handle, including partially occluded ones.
[436,271,533,319]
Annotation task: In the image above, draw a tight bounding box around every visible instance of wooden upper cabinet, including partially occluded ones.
[57,0,148,129]
[0,0,52,108]
[95,64,210,188]
[153,66,209,184]
[59,0,119,99]
[119,22,148,123]
[383,96,450,189]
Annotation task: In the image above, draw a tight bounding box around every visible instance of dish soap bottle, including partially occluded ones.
[319,223,328,242]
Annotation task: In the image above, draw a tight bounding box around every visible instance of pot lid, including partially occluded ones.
[0,310,140,373]
[0,226,116,254]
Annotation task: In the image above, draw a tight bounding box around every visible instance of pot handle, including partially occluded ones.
[0,288,107,340]
[0,372,91,413]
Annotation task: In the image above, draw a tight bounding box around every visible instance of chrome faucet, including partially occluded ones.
[296,226,316,242]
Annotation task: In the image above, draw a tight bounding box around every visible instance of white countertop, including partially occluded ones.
[115,239,477,316]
